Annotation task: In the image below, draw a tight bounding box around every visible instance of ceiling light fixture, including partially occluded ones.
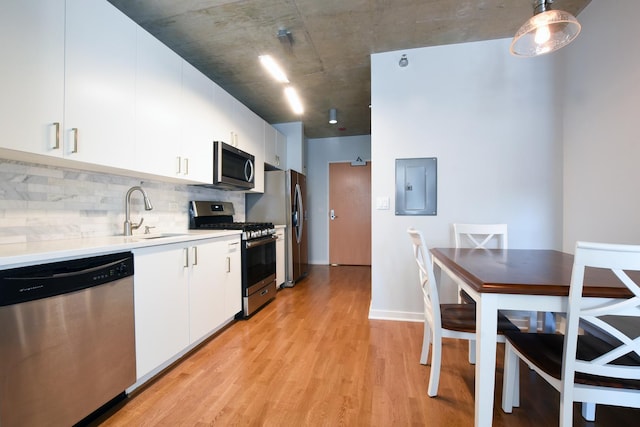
[329,108,337,124]
[511,0,581,57]
[259,55,289,83]
[284,87,304,115]
[277,28,294,50]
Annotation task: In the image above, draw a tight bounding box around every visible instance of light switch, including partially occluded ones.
[376,197,390,210]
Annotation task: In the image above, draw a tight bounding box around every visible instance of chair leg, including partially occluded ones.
[427,335,442,397]
[581,402,596,421]
[420,320,431,365]
[559,392,574,427]
[468,340,476,364]
[502,341,520,413]
[513,361,520,408]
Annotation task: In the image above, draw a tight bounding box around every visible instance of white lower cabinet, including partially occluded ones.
[275,227,286,287]
[222,239,242,319]
[133,243,190,380]
[133,235,241,382]
[189,237,241,343]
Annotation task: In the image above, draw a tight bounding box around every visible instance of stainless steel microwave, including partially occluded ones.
[212,141,255,190]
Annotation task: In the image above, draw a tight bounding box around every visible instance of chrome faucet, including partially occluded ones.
[123,186,153,236]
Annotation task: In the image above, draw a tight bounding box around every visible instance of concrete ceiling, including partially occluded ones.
[107,0,591,139]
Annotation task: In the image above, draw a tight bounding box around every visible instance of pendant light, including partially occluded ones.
[329,108,337,124]
[510,0,581,57]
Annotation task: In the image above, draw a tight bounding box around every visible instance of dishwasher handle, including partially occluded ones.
[0,252,134,307]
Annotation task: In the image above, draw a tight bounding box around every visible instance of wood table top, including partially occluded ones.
[431,248,635,298]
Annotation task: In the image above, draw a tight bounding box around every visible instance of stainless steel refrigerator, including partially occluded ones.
[246,169,308,286]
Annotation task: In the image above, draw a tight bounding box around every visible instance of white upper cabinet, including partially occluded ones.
[179,61,215,184]
[64,0,137,169]
[264,124,276,167]
[211,83,236,145]
[134,27,183,179]
[211,84,266,192]
[1,0,270,188]
[0,0,65,158]
[233,102,265,192]
[264,124,287,170]
[233,101,263,155]
[276,129,287,170]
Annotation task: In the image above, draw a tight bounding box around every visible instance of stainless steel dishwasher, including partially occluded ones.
[0,252,136,427]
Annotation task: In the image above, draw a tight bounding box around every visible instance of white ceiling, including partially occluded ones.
[107,0,591,138]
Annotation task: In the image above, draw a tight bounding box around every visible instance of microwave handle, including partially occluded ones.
[215,142,222,182]
[244,158,255,183]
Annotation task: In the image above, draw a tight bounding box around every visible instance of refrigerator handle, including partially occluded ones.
[294,183,303,244]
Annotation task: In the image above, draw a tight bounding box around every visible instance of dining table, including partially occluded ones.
[430,247,634,427]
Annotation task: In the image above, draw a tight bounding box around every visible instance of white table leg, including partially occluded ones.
[475,293,498,427]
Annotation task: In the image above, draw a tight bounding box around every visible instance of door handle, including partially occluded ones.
[330,209,337,220]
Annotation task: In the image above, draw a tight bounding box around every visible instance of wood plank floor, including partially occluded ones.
[97,265,638,426]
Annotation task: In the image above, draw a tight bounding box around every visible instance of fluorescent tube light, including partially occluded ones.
[284,87,304,115]
[259,55,289,83]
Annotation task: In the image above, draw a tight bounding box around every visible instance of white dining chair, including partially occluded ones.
[453,223,510,307]
[407,227,518,397]
[502,241,640,426]
[453,223,540,365]
[453,223,509,250]
[453,223,542,331]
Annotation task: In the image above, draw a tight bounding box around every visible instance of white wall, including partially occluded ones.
[562,1,640,250]
[306,135,371,264]
[370,38,563,320]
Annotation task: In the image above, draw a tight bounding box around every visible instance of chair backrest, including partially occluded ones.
[407,228,442,330]
[563,241,640,390]
[453,223,508,249]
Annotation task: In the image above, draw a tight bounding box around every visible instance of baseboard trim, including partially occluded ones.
[368,308,423,322]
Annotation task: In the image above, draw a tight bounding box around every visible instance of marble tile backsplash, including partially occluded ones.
[0,159,245,245]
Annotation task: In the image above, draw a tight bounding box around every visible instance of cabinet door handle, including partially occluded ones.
[176,156,182,174]
[183,247,189,268]
[226,256,230,273]
[183,158,189,175]
[192,246,198,266]
[71,128,79,153]
[53,122,60,149]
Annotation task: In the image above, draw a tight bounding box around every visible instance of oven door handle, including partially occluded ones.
[245,235,277,249]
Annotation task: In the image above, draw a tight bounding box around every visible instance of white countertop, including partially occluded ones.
[0,230,241,269]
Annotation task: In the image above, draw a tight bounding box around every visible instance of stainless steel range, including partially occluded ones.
[189,201,277,318]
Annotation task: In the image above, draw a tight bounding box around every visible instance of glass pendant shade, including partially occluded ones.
[510,9,581,57]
